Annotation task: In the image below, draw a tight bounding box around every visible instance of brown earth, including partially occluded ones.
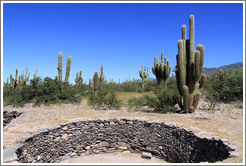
[3,99,244,163]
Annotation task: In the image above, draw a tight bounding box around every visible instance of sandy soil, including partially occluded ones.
[60,152,166,163]
[3,99,244,163]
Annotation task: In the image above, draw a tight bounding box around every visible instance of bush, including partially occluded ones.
[88,84,122,109]
[128,86,178,113]
[204,68,243,109]
[3,77,82,107]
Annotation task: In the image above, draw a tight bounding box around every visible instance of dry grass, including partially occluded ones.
[3,96,244,163]
[115,91,154,106]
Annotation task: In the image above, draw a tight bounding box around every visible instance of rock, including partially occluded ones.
[92,149,101,154]
[142,152,152,159]
[118,146,128,150]
[117,142,126,146]
[3,147,18,163]
[229,151,241,157]
[99,141,109,147]
[61,134,68,140]
[227,144,238,151]
[37,156,41,161]
[119,121,126,125]
[23,149,27,156]
[221,138,230,142]
[123,150,131,153]
[110,122,115,126]
[70,152,77,157]
[54,137,61,142]
[62,126,68,131]
[85,146,91,150]
[127,120,133,124]
[159,146,163,150]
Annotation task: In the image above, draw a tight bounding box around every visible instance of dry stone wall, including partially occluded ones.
[3,111,22,127]
[16,118,232,163]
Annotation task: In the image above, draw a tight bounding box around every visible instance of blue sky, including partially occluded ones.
[3,3,244,84]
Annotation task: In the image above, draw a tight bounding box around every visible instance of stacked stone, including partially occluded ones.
[16,119,230,163]
[3,111,23,127]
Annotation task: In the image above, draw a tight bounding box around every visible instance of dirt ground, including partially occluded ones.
[3,99,244,163]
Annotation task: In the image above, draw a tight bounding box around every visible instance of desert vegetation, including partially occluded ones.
[3,14,244,164]
[3,15,243,114]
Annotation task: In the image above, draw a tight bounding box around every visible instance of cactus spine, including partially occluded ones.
[175,15,206,113]
[75,70,83,89]
[65,56,72,84]
[152,53,171,86]
[139,66,149,89]
[57,52,63,82]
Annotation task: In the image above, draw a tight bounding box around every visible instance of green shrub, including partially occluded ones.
[128,86,178,113]
[3,77,82,107]
[204,68,243,109]
[88,85,122,109]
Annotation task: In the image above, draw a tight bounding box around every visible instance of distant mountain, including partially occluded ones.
[202,62,243,76]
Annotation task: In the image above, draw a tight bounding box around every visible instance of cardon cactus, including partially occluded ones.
[19,68,30,86]
[10,69,18,89]
[33,69,38,79]
[175,15,206,113]
[89,66,105,94]
[75,70,83,89]
[89,72,100,93]
[152,53,171,86]
[139,66,149,89]
[4,78,10,87]
[57,52,63,82]
[100,65,105,83]
[65,56,72,84]
[57,52,72,85]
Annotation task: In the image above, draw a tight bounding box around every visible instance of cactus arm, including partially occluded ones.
[100,65,104,83]
[65,56,71,84]
[58,52,63,82]
[183,85,189,113]
[194,50,201,82]
[199,74,206,88]
[182,25,187,40]
[193,91,201,109]
[197,44,205,75]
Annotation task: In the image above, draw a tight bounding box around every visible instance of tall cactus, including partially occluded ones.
[99,65,105,83]
[75,70,83,89]
[4,78,10,87]
[139,66,149,89]
[89,66,105,94]
[89,72,100,93]
[10,69,18,89]
[65,56,72,84]
[57,52,63,82]
[57,52,72,85]
[33,69,38,79]
[152,53,171,86]
[19,68,30,86]
[175,15,206,113]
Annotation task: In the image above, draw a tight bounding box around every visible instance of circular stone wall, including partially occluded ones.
[3,111,22,127]
[16,118,231,163]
